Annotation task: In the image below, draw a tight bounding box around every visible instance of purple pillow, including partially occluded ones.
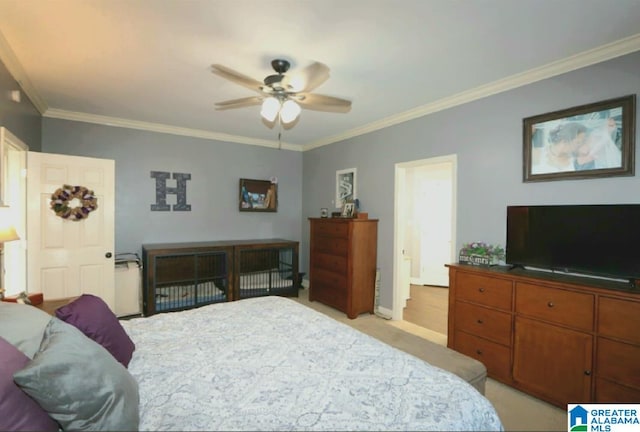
[0,336,59,431]
[55,294,135,367]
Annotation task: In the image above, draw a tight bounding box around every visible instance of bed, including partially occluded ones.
[120,296,504,431]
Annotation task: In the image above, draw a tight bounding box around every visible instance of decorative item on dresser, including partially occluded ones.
[308,217,378,319]
[447,263,640,408]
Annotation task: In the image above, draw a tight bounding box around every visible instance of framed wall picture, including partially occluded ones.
[239,178,277,212]
[336,167,357,208]
[523,94,636,182]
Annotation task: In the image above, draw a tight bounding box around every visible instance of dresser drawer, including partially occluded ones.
[312,252,347,274]
[313,237,349,256]
[595,377,640,403]
[598,296,640,344]
[596,337,640,390]
[454,330,512,383]
[456,272,513,311]
[515,283,594,331]
[312,267,347,290]
[455,301,512,346]
[313,221,349,238]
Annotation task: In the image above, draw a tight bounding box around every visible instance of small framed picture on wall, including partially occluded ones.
[239,178,277,212]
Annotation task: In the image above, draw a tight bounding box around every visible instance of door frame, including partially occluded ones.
[0,127,28,296]
[392,154,457,320]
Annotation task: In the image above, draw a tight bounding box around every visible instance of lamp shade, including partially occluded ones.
[280,99,301,124]
[260,97,280,122]
[0,206,19,242]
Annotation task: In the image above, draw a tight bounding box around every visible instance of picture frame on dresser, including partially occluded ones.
[341,201,355,218]
[523,94,636,182]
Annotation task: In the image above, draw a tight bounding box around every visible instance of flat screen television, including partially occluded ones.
[506,204,640,282]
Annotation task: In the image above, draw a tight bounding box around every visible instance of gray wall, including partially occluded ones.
[17,51,640,311]
[0,58,41,150]
[302,51,640,309]
[42,119,303,257]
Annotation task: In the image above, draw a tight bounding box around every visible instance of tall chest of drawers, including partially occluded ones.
[308,218,378,319]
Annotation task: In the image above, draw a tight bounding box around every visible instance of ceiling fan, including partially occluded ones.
[211,59,351,128]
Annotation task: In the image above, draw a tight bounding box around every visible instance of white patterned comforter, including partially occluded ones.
[121,296,503,431]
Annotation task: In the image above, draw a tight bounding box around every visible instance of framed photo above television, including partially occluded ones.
[523,94,636,182]
[239,178,277,212]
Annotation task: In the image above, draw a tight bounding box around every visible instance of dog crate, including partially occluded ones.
[234,242,298,300]
[142,239,298,316]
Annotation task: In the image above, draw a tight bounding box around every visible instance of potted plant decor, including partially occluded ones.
[458,242,505,266]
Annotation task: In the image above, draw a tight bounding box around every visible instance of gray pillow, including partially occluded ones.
[0,301,51,358]
[13,317,139,431]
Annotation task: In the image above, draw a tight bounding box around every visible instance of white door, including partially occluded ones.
[27,152,115,310]
[418,163,453,286]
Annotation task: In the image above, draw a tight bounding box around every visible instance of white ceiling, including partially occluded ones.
[1,0,640,151]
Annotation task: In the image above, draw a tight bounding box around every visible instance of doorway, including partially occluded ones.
[393,154,456,338]
[0,127,28,296]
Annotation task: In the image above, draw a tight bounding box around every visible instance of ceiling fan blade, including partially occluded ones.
[214,96,262,111]
[296,93,352,113]
[211,64,264,93]
[285,61,330,93]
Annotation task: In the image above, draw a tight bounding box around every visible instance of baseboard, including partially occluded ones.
[376,305,393,320]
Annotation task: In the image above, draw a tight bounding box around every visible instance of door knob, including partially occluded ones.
[105,252,113,258]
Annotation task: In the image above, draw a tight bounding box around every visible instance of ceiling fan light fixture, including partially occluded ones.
[260,97,280,122]
[213,58,351,128]
[280,99,301,124]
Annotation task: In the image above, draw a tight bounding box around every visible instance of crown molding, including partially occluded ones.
[0,29,48,114]
[43,109,302,151]
[2,25,638,152]
[303,32,640,151]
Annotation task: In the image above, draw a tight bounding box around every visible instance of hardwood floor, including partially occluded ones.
[403,284,448,335]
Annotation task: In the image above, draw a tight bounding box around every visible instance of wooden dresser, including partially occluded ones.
[447,263,640,408]
[308,218,378,319]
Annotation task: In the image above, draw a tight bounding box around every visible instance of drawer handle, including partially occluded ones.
[476,319,484,324]
[478,287,485,293]
[547,301,555,308]
[476,349,483,355]
[584,370,591,376]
